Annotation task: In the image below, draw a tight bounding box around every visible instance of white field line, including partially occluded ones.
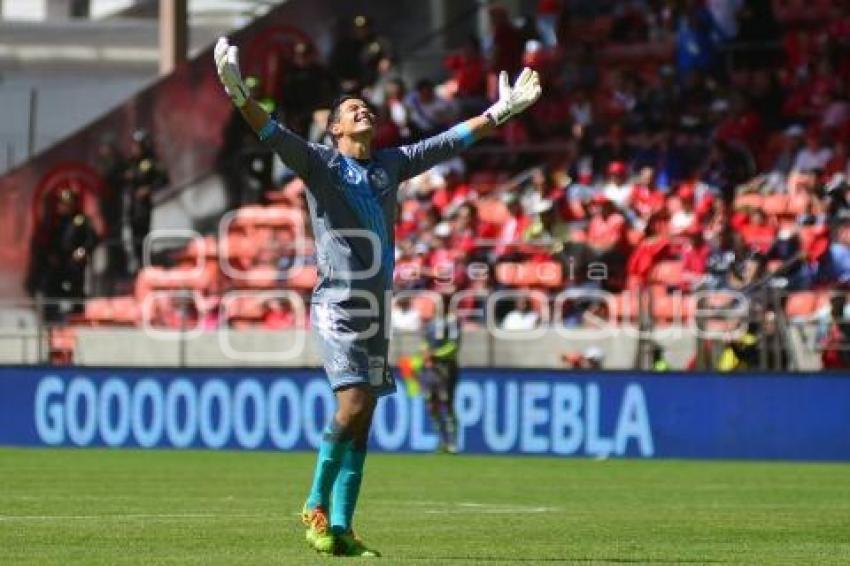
[372,500,559,514]
[0,513,270,522]
[1,502,559,522]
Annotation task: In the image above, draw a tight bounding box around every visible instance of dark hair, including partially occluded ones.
[415,79,434,92]
[325,95,371,146]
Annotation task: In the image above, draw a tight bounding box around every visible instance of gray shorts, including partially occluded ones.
[311,302,396,397]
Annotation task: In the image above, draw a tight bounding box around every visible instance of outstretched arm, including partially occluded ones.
[214,37,318,181]
[397,67,542,181]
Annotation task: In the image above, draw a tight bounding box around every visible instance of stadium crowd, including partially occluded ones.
[43,0,850,370]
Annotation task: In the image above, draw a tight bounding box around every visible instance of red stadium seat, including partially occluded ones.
[734,193,763,210]
[232,265,279,289]
[135,266,216,302]
[701,318,746,335]
[469,172,501,194]
[109,297,141,326]
[570,229,587,244]
[234,205,267,226]
[649,261,684,288]
[513,263,538,288]
[497,262,562,288]
[495,262,519,287]
[83,298,113,325]
[285,265,318,291]
[785,291,818,319]
[223,295,265,328]
[476,199,510,225]
[787,194,809,216]
[535,261,564,289]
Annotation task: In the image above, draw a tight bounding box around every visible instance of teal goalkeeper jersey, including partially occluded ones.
[261,120,474,311]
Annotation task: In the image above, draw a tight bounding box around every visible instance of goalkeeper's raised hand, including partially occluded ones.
[484,67,542,125]
[214,36,250,107]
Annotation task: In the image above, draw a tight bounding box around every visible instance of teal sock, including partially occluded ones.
[330,444,367,534]
[305,423,350,510]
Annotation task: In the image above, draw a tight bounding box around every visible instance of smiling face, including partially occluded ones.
[329,97,375,145]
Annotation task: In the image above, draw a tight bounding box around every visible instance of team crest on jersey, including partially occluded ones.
[342,164,362,185]
[368,166,389,190]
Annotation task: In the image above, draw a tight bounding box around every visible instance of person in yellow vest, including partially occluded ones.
[651,343,671,372]
[717,322,759,372]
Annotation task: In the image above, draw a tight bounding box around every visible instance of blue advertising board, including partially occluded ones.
[0,367,848,460]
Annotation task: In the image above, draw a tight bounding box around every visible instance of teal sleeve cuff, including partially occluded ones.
[257,119,277,141]
[450,122,475,148]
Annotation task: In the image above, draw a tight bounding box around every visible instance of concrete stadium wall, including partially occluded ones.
[64,328,645,369]
[0,326,703,369]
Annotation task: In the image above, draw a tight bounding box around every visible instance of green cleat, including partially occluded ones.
[301,505,335,555]
[334,531,381,557]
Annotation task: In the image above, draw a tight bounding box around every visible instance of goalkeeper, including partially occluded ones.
[214,36,541,557]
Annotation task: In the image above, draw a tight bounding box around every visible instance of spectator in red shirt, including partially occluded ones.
[444,37,488,106]
[587,194,628,288]
[450,202,480,261]
[487,4,524,79]
[426,227,462,288]
[714,95,764,152]
[739,209,777,254]
[682,225,711,289]
[669,183,698,235]
[380,78,412,143]
[783,30,819,79]
[450,48,486,102]
[493,193,530,259]
[626,214,670,288]
[821,295,850,369]
[431,167,472,215]
[824,140,849,178]
[587,195,626,251]
[631,166,666,220]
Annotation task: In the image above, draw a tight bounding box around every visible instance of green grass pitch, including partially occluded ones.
[2,448,850,564]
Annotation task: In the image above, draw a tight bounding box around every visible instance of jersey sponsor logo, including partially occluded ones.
[368,167,389,190]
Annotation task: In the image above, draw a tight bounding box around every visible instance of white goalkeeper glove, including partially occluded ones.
[484,67,543,125]
[214,37,250,107]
